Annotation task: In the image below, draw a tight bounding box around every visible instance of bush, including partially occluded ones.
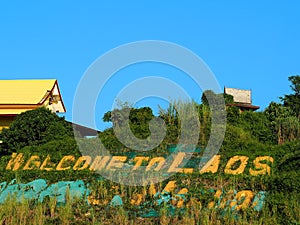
[0,107,74,154]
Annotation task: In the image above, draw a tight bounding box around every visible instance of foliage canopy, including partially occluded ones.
[0,107,74,154]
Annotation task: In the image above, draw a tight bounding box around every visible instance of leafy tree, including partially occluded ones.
[280,75,300,118]
[99,128,124,153]
[264,102,295,122]
[101,106,158,152]
[276,116,300,144]
[201,90,233,106]
[220,124,256,152]
[234,111,275,145]
[201,90,215,106]
[103,106,154,139]
[265,102,300,144]
[0,107,74,154]
[197,104,211,147]
[158,103,180,144]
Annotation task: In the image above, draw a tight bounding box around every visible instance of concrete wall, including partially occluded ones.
[225,88,252,104]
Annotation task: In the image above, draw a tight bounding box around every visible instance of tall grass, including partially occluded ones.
[0,183,298,225]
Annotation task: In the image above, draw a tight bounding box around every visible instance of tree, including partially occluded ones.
[201,90,233,106]
[103,106,154,139]
[265,102,300,144]
[0,107,74,154]
[280,75,300,118]
[101,106,159,152]
[234,111,274,144]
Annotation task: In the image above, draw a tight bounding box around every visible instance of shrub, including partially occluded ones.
[0,107,74,154]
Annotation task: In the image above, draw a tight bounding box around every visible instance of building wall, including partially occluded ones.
[0,101,64,132]
[224,88,252,104]
[44,88,65,113]
[0,97,64,132]
[0,116,15,131]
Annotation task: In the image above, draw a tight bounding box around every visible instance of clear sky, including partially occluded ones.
[0,1,299,130]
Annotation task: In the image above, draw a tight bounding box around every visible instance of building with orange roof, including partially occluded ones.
[0,79,66,131]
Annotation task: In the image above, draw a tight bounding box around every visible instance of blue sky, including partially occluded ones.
[0,1,299,130]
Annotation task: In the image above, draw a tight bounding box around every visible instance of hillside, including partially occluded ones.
[0,75,299,224]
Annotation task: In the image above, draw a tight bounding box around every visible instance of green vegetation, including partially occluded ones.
[280,75,300,119]
[0,107,74,155]
[0,75,299,224]
[0,187,298,225]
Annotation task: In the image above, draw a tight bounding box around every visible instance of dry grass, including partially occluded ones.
[0,183,298,225]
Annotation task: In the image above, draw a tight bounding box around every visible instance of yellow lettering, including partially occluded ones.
[182,168,194,173]
[40,155,56,171]
[105,156,127,171]
[56,155,75,171]
[249,156,274,176]
[23,155,41,170]
[224,156,249,175]
[89,156,110,171]
[167,152,186,173]
[148,183,156,196]
[230,190,254,210]
[73,156,92,170]
[200,155,221,174]
[132,157,149,171]
[163,180,177,193]
[146,157,165,171]
[130,194,143,205]
[6,153,24,171]
[208,189,222,208]
[176,188,188,208]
